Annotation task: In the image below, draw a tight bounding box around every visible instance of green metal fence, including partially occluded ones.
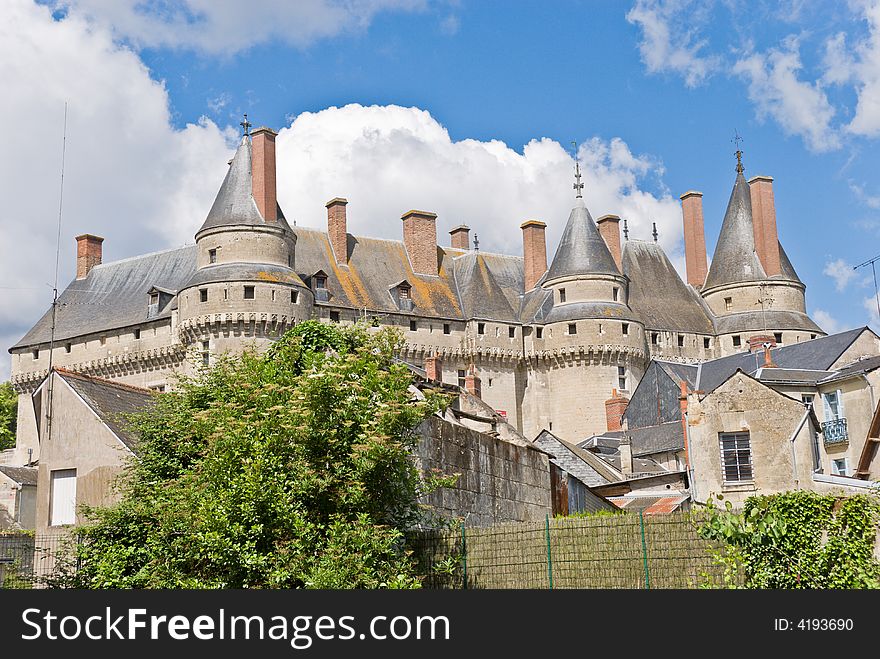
[408,511,728,589]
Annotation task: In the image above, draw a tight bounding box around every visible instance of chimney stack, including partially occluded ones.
[425,355,443,383]
[75,234,104,280]
[596,214,622,272]
[619,438,633,477]
[464,365,482,399]
[251,127,278,222]
[521,220,548,291]
[449,225,470,250]
[749,176,781,277]
[605,388,629,432]
[326,198,348,264]
[402,210,439,275]
[680,191,708,288]
[748,334,776,353]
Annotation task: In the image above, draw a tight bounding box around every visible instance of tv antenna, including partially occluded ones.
[855,254,880,324]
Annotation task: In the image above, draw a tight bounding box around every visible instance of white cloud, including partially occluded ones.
[843,1,880,136]
[849,180,880,208]
[733,38,841,152]
[54,0,426,55]
[813,309,846,335]
[275,104,682,265]
[823,258,857,291]
[863,294,880,327]
[626,0,721,88]
[439,14,460,36]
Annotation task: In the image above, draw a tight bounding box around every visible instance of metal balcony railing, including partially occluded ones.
[821,418,848,445]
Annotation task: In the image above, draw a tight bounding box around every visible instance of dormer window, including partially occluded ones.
[391,280,414,311]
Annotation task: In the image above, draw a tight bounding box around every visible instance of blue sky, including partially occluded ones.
[2,0,880,379]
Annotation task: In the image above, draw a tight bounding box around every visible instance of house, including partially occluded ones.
[0,466,37,530]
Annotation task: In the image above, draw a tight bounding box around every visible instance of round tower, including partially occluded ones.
[177,122,313,365]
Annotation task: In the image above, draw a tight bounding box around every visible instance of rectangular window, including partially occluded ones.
[823,391,843,421]
[244,286,255,300]
[732,335,742,348]
[622,323,629,336]
[651,332,658,345]
[509,326,516,338]
[774,332,783,344]
[200,288,208,303]
[209,248,217,264]
[617,366,626,391]
[100,336,106,346]
[224,288,228,300]
[291,290,298,304]
[536,327,543,339]
[457,369,466,389]
[559,288,566,303]
[149,292,159,306]
[64,343,71,353]
[271,289,276,302]
[720,432,753,482]
[409,320,417,332]
[477,322,485,335]
[315,275,327,289]
[703,337,711,349]
[31,349,39,360]
[568,323,577,335]
[49,469,77,526]
[399,286,410,300]
[724,297,733,311]
[443,323,451,335]
[329,311,340,323]
[134,329,141,340]
[678,335,685,347]
[832,458,849,476]
[201,340,209,367]
[612,287,619,302]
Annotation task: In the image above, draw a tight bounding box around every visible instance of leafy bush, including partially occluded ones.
[62,321,447,589]
[0,382,17,451]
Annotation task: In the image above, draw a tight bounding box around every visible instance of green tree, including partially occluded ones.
[0,382,17,451]
[62,321,447,589]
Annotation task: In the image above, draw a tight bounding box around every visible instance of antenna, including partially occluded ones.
[855,254,880,324]
[45,102,68,445]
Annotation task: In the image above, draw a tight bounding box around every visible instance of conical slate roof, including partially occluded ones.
[703,171,766,290]
[545,198,621,281]
[196,136,289,236]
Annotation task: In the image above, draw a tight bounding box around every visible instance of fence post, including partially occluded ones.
[639,511,650,590]
[545,514,554,590]
[460,521,467,590]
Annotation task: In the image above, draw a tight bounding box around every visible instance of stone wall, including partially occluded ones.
[414,416,551,526]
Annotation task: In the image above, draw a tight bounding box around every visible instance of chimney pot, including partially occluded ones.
[402,210,439,275]
[619,438,633,477]
[326,197,349,264]
[251,127,278,222]
[680,191,708,288]
[596,214,622,272]
[449,224,470,250]
[521,220,548,291]
[75,234,104,280]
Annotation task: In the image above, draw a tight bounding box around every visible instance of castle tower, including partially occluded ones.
[700,150,822,355]
[522,162,647,440]
[177,119,313,363]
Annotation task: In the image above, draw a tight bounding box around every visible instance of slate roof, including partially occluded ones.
[533,429,623,486]
[623,240,714,334]
[818,354,880,384]
[696,327,870,393]
[0,466,37,486]
[12,245,197,348]
[656,361,698,389]
[57,369,154,453]
[184,262,307,289]
[452,252,518,322]
[545,198,620,281]
[196,136,291,236]
[713,310,822,335]
[594,421,685,457]
[703,171,767,290]
[757,368,831,385]
[536,301,640,325]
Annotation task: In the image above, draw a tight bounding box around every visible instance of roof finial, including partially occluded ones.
[652,221,658,242]
[240,113,252,137]
[623,218,629,241]
[473,233,480,251]
[733,129,744,174]
[572,141,584,199]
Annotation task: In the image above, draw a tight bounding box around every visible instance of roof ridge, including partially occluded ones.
[86,244,195,271]
[55,368,154,395]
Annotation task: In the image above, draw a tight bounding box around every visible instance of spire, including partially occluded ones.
[240,113,252,137]
[572,141,584,199]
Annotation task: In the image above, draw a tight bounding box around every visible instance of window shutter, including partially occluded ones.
[822,393,833,421]
[837,389,845,419]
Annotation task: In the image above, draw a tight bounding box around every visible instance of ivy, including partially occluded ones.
[698,490,880,589]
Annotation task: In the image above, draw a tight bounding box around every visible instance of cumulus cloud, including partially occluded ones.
[841,1,880,137]
[53,0,426,55]
[813,309,846,335]
[733,38,841,152]
[626,0,721,87]
[823,258,857,291]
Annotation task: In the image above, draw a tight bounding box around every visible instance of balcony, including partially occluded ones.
[821,418,848,445]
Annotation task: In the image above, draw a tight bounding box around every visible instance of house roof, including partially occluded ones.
[656,361,698,389]
[453,252,518,322]
[623,240,714,334]
[183,262,307,290]
[818,354,880,385]
[545,198,621,282]
[534,429,623,485]
[0,466,37,486]
[608,495,688,514]
[56,369,154,452]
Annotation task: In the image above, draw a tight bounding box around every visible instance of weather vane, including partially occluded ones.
[473,233,480,251]
[572,141,584,198]
[623,218,629,241]
[652,221,658,243]
[732,129,744,173]
[240,113,252,137]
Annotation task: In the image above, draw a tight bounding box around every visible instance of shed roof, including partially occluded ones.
[0,466,37,486]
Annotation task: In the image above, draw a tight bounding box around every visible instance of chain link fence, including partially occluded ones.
[0,532,76,588]
[409,511,730,589]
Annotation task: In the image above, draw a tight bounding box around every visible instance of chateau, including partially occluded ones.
[7,123,824,468]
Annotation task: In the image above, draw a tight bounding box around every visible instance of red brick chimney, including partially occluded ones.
[596,214,622,272]
[326,198,348,265]
[464,365,482,399]
[748,334,777,353]
[680,191,708,288]
[749,176,781,277]
[521,220,548,291]
[251,127,277,222]
[449,225,470,250]
[402,210,439,276]
[604,388,629,432]
[75,234,104,280]
[425,355,442,383]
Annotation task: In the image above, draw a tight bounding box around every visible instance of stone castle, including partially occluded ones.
[7,124,823,465]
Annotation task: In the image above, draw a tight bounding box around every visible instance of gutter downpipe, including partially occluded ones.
[789,403,813,490]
